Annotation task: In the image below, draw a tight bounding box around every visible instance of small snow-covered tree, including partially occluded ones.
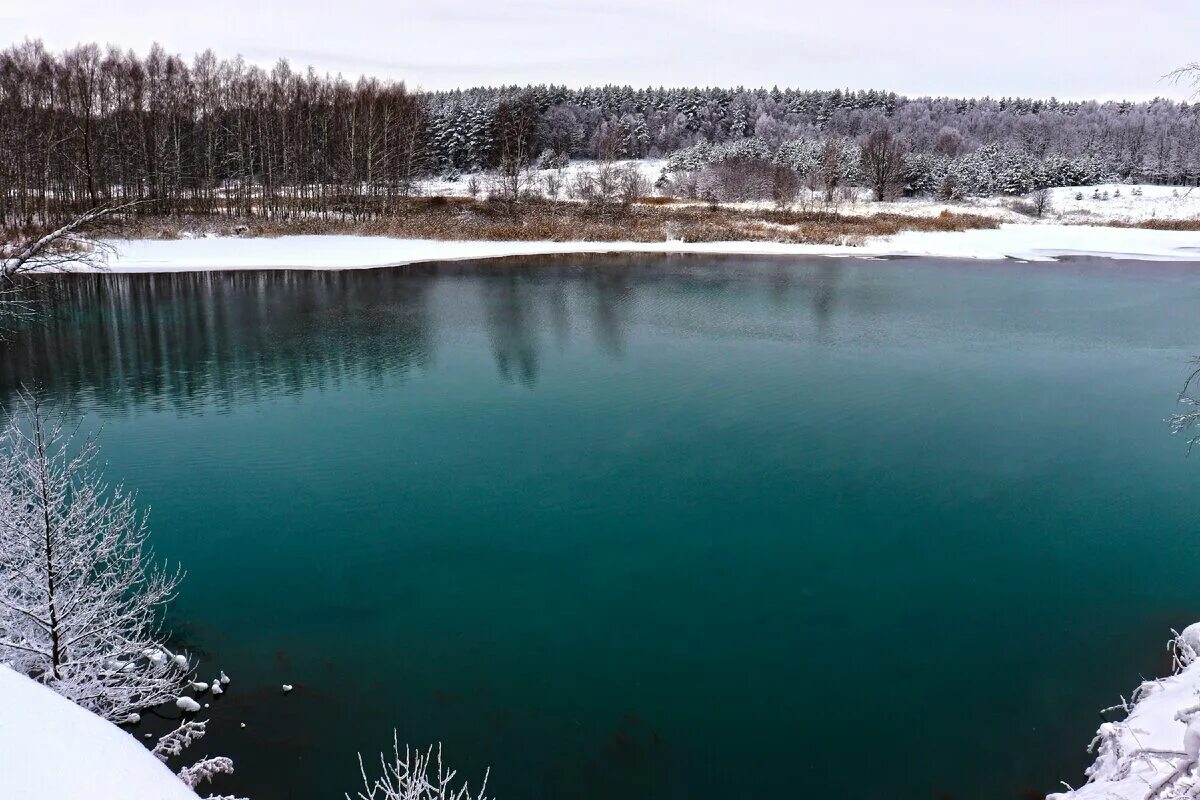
[1030,187,1053,218]
[0,392,192,721]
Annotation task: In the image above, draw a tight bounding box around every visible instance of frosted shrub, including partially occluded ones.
[350,735,490,800]
[617,165,651,205]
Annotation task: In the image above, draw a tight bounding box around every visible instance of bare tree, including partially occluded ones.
[771,165,800,210]
[350,735,490,800]
[541,171,562,200]
[490,95,539,204]
[0,392,192,722]
[616,164,650,206]
[1167,63,1200,96]
[859,128,907,202]
[817,138,855,203]
[1030,187,1053,218]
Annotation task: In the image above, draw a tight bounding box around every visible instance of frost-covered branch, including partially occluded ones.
[178,756,235,789]
[0,202,138,281]
[153,720,209,761]
[1167,63,1200,98]
[1169,359,1200,456]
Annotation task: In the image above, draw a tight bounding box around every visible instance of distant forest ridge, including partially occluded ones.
[2,40,1197,225]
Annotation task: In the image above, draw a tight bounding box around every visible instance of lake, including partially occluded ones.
[2,255,1198,800]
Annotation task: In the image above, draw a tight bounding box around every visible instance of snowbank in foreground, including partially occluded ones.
[0,665,198,800]
[1051,625,1200,800]
[83,224,1200,273]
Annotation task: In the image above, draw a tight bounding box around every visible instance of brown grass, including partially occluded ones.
[1102,218,1200,231]
[111,200,1000,247]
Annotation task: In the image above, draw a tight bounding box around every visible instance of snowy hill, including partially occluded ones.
[0,665,198,800]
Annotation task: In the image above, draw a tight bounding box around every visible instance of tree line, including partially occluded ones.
[4,39,1200,226]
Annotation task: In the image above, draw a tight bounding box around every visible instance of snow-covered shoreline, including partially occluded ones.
[0,665,199,800]
[69,224,1200,274]
[1053,625,1200,800]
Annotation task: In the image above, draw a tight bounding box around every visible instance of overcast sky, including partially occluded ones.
[6,1,1199,100]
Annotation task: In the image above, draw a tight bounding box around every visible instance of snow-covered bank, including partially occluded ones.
[0,665,199,800]
[1052,626,1200,800]
[84,225,1200,273]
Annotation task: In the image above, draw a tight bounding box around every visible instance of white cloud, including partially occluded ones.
[9,0,1200,99]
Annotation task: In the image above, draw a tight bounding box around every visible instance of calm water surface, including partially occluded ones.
[3,256,1199,800]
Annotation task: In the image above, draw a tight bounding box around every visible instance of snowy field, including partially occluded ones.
[417,158,669,198]
[414,161,1200,227]
[0,665,198,800]
[820,184,1200,225]
[82,224,1200,273]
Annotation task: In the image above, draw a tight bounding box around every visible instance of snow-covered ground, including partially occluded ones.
[418,158,668,198]
[1053,625,1200,800]
[0,665,198,800]
[415,161,1200,227]
[84,224,1200,273]
[777,185,1200,225]
[974,185,1200,225]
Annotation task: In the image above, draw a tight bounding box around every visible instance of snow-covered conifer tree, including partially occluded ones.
[0,393,192,721]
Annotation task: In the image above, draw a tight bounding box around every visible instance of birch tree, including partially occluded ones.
[0,392,192,721]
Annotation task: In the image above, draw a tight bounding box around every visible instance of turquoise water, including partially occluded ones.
[3,256,1199,800]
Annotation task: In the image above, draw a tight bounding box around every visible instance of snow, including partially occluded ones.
[0,665,198,800]
[418,158,667,198]
[416,162,1200,227]
[74,224,1200,274]
[1042,185,1200,224]
[713,184,1200,225]
[1052,627,1200,800]
[175,696,201,712]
